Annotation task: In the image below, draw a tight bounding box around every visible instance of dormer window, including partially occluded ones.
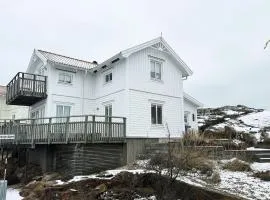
[150,59,162,80]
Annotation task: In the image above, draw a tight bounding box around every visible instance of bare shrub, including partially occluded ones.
[204,171,221,184]
[253,171,270,181]
[223,159,251,172]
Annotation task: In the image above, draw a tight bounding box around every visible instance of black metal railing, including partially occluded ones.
[6,72,47,106]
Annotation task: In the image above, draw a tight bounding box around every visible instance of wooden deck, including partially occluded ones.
[0,115,126,146]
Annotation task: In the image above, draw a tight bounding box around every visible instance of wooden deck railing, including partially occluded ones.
[0,115,126,146]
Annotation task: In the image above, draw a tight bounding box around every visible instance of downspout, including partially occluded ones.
[82,69,87,115]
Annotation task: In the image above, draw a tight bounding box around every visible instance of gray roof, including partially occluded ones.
[37,50,97,70]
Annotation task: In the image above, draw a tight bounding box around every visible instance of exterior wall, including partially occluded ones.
[126,47,185,137]
[128,90,184,137]
[183,99,199,131]
[0,87,29,120]
[31,58,128,119]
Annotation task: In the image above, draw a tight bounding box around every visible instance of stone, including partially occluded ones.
[95,183,107,194]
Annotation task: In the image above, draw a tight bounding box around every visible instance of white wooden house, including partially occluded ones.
[7,37,202,137]
[0,86,29,120]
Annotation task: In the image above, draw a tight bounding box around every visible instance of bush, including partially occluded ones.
[253,171,270,181]
[223,159,251,172]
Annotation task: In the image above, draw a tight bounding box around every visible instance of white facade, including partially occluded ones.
[0,86,29,120]
[25,37,201,138]
[183,93,203,131]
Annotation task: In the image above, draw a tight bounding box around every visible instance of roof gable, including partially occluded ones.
[184,92,203,107]
[120,37,193,76]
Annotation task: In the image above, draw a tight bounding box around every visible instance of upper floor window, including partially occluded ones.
[150,60,162,80]
[59,72,73,84]
[105,72,112,83]
[151,104,162,125]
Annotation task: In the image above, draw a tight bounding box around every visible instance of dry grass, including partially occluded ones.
[253,171,270,181]
[223,159,251,172]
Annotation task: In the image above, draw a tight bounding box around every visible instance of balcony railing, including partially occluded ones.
[6,72,47,106]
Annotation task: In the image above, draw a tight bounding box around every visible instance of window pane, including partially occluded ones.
[156,62,161,80]
[150,61,155,78]
[64,106,70,117]
[151,105,156,124]
[59,74,65,82]
[157,105,162,124]
[109,105,112,116]
[109,73,112,81]
[156,62,161,73]
[65,75,72,83]
[56,105,63,117]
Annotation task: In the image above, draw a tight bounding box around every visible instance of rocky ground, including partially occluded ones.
[18,171,241,200]
[198,105,270,146]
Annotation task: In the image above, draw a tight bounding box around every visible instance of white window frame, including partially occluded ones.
[151,103,163,125]
[104,71,113,84]
[150,58,163,81]
[56,104,71,123]
[58,72,73,85]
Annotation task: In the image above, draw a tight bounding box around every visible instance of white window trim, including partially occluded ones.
[149,57,164,82]
[58,71,73,85]
[104,71,113,85]
[150,102,164,127]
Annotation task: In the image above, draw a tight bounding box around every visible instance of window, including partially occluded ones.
[105,104,112,122]
[150,60,162,80]
[192,114,195,122]
[56,105,71,122]
[151,104,162,124]
[105,72,112,83]
[184,112,190,124]
[58,72,72,84]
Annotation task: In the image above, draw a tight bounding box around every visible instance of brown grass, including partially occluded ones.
[223,159,251,172]
[253,171,270,181]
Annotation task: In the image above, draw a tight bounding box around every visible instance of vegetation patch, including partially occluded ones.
[253,171,270,181]
[223,159,251,172]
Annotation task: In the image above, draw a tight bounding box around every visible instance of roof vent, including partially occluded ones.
[93,61,98,64]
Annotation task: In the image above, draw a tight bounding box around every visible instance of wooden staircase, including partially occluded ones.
[252,150,270,163]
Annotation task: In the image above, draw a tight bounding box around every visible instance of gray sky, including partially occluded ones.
[1,0,270,109]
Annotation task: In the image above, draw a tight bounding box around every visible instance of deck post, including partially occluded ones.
[14,120,19,145]
[21,73,24,95]
[65,117,70,144]
[31,119,35,146]
[91,115,95,143]
[123,117,126,139]
[33,74,36,95]
[48,118,52,144]
[84,116,88,143]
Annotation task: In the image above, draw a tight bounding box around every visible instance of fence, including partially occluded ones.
[0,115,126,146]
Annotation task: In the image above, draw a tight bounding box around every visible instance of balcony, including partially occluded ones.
[6,72,47,106]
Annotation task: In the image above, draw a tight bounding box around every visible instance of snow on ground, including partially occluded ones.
[251,162,270,172]
[54,159,270,200]
[239,111,270,128]
[223,110,241,115]
[6,188,22,200]
[217,170,270,200]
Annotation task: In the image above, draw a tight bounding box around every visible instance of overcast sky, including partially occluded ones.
[1,0,270,109]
